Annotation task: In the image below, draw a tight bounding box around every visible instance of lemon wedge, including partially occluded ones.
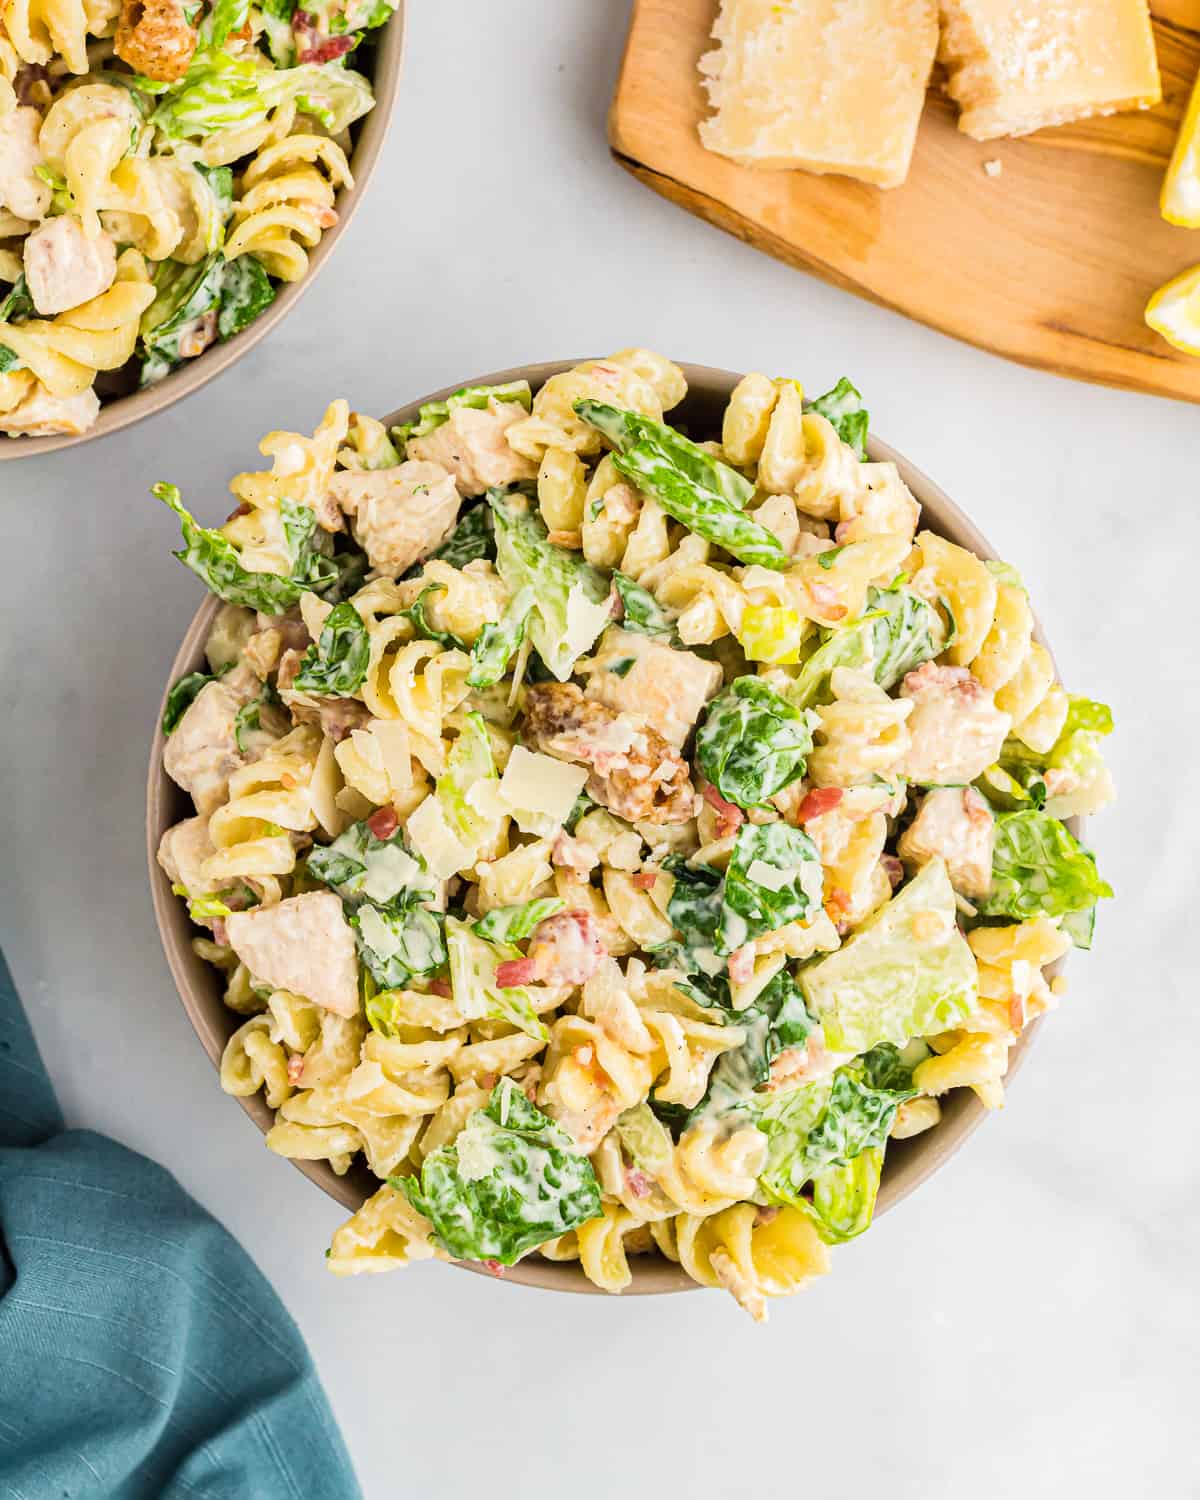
[1162,68,1200,227]
[1146,266,1200,356]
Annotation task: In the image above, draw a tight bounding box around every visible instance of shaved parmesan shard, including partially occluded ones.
[560,585,615,682]
[698,0,938,190]
[356,904,403,959]
[746,859,791,893]
[371,719,413,790]
[405,794,476,879]
[498,746,589,836]
[938,0,1160,142]
[360,843,420,904]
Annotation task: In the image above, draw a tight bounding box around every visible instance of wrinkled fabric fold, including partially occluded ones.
[0,950,360,1500]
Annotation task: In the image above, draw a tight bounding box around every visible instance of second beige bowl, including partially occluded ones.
[148,360,1069,1294]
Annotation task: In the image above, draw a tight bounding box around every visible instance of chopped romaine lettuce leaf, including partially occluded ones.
[467,585,535,689]
[427,503,494,570]
[473,897,564,945]
[611,571,677,639]
[800,859,978,1054]
[695,677,815,809]
[292,601,369,695]
[805,1149,883,1243]
[721,822,822,952]
[351,903,445,989]
[805,378,869,460]
[574,400,787,569]
[977,811,1112,922]
[446,916,547,1041]
[787,586,942,709]
[162,664,228,734]
[488,489,612,681]
[393,1078,601,1265]
[155,482,341,612]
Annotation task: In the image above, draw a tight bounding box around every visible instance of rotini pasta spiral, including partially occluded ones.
[807,668,913,787]
[225,134,351,283]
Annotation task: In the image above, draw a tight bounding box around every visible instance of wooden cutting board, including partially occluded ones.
[609,0,1200,404]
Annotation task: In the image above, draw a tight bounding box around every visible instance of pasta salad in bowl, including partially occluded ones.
[0,0,403,453]
[147,354,1115,1319]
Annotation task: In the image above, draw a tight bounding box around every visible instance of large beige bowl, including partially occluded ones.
[2,10,405,461]
[148,361,1072,1295]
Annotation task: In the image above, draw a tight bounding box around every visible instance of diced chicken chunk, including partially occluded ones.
[583,627,723,748]
[523,681,695,824]
[114,0,198,82]
[0,107,51,222]
[407,400,538,496]
[225,892,359,1017]
[157,815,220,895]
[898,786,994,900]
[0,383,99,437]
[23,215,117,315]
[900,662,1010,786]
[329,460,461,577]
[162,663,264,815]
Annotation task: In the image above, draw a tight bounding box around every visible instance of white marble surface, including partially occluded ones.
[2,3,1196,1496]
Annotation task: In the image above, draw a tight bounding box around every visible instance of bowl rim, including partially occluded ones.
[0,4,407,461]
[146,358,1074,1296]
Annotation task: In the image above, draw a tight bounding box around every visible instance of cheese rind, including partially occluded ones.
[939,0,1162,143]
[697,0,939,191]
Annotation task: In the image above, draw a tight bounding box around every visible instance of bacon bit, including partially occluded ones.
[525,911,606,986]
[797,787,843,823]
[479,1259,506,1277]
[728,944,755,985]
[1007,994,1025,1033]
[807,580,847,619]
[293,9,356,64]
[178,310,217,360]
[755,1205,781,1226]
[287,1054,304,1085]
[547,529,582,549]
[366,805,399,841]
[632,870,658,891]
[833,520,853,545]
[551,830,598,877]
[211,917,229,947]
[701,780,745,838]
[825,886,851,934]
[494,956,537,989]
[962,785,992,824]
[625,1166,652,1199]
[225,501,252,523]
[280,771,298,791]
[315,207,339,229]
[881,854,904,889]
[428,978,452,998]
[573,1045,594,1068]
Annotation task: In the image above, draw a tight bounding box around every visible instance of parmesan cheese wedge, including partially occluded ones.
[698,0,939,191]
[1145,264,1200,357]
[1162,65,1200,227]
[938,0,1161,143]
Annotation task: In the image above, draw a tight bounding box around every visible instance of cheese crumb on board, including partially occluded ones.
[697,0,939,191]
[983,158,1002,178]
[939,0,1161,143]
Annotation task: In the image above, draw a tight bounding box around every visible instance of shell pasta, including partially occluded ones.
[156,353,1115,1319]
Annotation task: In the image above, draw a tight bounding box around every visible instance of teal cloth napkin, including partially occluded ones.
[0,950,361,1500]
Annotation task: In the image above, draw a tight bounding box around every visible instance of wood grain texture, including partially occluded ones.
[610,0,1200,403]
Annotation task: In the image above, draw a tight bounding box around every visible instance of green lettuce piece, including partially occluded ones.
[758,1049,914,1210]
[428,504,494,569]
[233,684,281,752]
[574,399,754,511]
[217,254,274,338]
[721,822,822,952]
[155,482,340,612]
[292,601,369,695]
[394,381,531,450]
[306,818,438,909]
[0,275,34,323]
[680,968,816,1125]
[615,1101,677,1175]
[393,1078,601,1264]
[140,251,274,385]
[488,490,612,681]
[806,378,869,460]
[787,585,942,709]
[611,571,676,639]
[437,713,501,859]
[1060,905,1096,952]
[351,904,445,989]
[663,858,726,976]
[467,585,535,689]
[151,54,373,140]
[162,665,228,734]
[695,677,815,809]
[976,811,1111,921]
[401,583,468,650]
[998,696,1113,820]
[473,897,563,945]
[801,859,978,1054]
[446,917,548,1042]
[984,558,1025,592]
[805,1150,883,1243]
